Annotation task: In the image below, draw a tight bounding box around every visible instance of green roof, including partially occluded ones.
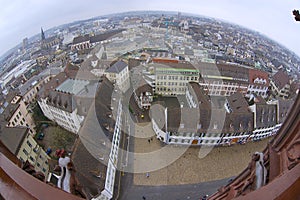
[56,79,90,95]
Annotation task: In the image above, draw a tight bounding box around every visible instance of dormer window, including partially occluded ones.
[197,124,202,129]
[213,122,218,129]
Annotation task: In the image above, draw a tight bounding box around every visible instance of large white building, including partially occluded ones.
[69,76,124,200]
[38,67,98,134]
[152,82,288,146]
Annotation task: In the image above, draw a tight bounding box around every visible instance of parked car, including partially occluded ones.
[37,132,44,140]
[55,149,65,157]
[46,147,52,155]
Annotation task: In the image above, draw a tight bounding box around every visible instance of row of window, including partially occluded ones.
[169,131,251,138]
[201,81,240,87]
[169,132,274,145]
[157,70,198,75]
[156,87,186,92]
[49,105,71,117]
[54,116,77,132]
[21,149,47,172]
[157,81,188,86]
[157,75,198,81]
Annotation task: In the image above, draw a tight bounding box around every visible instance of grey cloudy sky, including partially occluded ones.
[1,0,299,57]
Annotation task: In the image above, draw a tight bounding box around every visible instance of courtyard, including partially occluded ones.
[36,125,77,158]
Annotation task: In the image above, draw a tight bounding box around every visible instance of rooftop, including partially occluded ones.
[188,82,210,108]
[90,29,125,44]
[272,70,290,90]
[72,34,90,45]
[38,64,99,114]
[105,60,128,73]
[226,92,250,113]
[56,79,90,95]
[153,61,198,71]
[0,126,28,155]
[197,62,249,83]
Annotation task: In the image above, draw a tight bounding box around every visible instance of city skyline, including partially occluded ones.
[0,0,300,58]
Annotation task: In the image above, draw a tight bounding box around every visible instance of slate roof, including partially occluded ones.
[18,74,46,96]
[0,126,28,155]
[72,34,90,45]
[90,29,124,44]
[72,29,125,45]
[272,70,290,90]
[38,65,99,114]
[105,60,127,73]
[226,92,249,113]
[158,106,253,133]
[135,83,153,96]
[43,36,59,44]
[94,76,116,141]
[196,62,249,83]
[188,82,210,109]
[155,61,197,70]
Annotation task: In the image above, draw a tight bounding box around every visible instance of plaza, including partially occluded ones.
[133,122,270,186]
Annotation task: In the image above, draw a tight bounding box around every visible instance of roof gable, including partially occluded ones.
[105,60,127,73]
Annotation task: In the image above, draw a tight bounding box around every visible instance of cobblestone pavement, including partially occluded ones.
[133,123,271,186]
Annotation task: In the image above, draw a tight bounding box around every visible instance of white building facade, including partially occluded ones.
[38,98,83,134]
[152,113,282,146]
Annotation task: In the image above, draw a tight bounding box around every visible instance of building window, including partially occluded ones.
[33,147,38,153]
[26,141,32,148]
[29,156,35,162]
[23,149,28,155]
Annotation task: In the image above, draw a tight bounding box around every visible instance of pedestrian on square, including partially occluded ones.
[148,139,150,143]
[146,172,149,178]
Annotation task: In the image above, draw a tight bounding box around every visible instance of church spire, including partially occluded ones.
[41,27,45,40]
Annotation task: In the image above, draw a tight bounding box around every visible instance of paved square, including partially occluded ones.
[133,123,270,186]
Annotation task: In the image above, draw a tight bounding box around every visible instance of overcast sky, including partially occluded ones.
[1,0,299,57]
